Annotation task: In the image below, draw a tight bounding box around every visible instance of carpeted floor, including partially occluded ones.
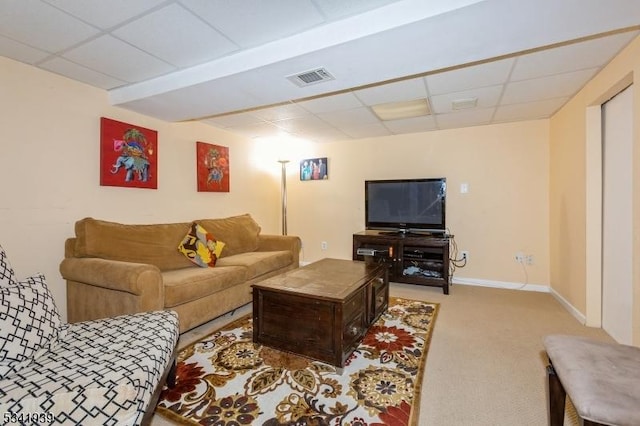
[151,282,615,426]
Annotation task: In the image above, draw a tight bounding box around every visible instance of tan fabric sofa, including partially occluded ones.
[60,214,301,333]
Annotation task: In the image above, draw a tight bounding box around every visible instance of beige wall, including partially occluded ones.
[287,120,550,288]
[0,57,280,320]
[550,35,640,345]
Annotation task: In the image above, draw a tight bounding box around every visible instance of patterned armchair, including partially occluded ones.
[0,245,178,425]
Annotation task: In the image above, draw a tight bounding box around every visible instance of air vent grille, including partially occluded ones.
[287,68,335,87]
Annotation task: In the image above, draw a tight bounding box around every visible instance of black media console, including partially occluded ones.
[352,230,451,294]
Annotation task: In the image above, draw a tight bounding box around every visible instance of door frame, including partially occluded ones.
[585,74,634,329]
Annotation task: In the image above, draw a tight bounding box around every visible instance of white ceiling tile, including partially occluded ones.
[426,58,514,95]
[0,36,50,64]
[63,35,175,82]
[313,0,404,19]
[296,93,364,114]
[200,113,264,129]
[502,68,598,105]
[271,115,336,133]
[251,103,311,122]
[2,1,638,142]
[354,78,427,106]
[269,115,349,141]
[0,0,99,52]
[295,126,350,143]
[383,115,437,134]
[180,0,324,48]
[494,97,569,122]
[340,122,392,139]
[43,0,166,30]
[39,57,126,89]
[430,85,504,114]
[113,4,238,68]
[317,107,379,127]
[226,122,284,139]
[436,108,495,129]
[511,31,640,81]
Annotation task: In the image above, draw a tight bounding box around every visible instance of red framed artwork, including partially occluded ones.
[100,117,158,189]
[196,142,230,192]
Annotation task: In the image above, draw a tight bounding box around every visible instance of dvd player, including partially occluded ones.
[356,247,390,257]
[357,248,377,256]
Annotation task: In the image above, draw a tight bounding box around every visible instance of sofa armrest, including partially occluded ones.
[257,234,301,267]
[60,257,163,296]
[61,258,165,324]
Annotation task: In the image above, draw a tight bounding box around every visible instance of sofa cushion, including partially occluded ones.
[0,274,64,380]
[0,245,16,287]
[197,214,261,257]
[215,251,293,280]
[6,383,139,424]
[0,310,179,426]
[162,266,247,308]
[74,218,194,271]
[178,222,226,267]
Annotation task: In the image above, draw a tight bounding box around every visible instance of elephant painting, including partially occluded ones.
[111,153,150,182]
[100,118,157,189]
[110,128,152,183]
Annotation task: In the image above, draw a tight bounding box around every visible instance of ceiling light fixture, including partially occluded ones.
[371,98,431,121]
[451,97,478,110]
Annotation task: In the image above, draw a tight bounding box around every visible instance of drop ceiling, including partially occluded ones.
[1,0,639,143]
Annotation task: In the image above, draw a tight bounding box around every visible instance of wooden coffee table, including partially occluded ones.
[252,258,389,369]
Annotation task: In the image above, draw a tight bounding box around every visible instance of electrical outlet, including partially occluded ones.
[460,251,469,261]
[526,254,534,265]
[321,241,328,250]
[515,252,524,263]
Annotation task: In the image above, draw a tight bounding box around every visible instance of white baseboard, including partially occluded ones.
[548,287,587,325]
[451,276,550,293]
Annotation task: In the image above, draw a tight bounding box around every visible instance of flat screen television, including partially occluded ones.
[365,178,446,234]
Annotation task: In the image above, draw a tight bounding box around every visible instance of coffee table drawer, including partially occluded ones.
[342,309,367,358]
[370,273,389,322]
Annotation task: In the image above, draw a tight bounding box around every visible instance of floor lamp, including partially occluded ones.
[278,160,289,235]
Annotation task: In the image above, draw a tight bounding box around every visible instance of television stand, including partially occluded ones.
[352,230,450,294]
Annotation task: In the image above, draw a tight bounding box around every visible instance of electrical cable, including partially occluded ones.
[515,258,529,290]
[447,233,467,284]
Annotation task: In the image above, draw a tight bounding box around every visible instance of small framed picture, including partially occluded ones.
[196,142,230,192]
[300,157,328,181]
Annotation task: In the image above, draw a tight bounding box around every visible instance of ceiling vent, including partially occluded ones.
[286,68,335,87]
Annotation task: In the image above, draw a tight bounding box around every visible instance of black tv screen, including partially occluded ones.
[365,178,446,233]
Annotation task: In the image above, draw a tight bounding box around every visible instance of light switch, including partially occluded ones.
[460,183,469,193]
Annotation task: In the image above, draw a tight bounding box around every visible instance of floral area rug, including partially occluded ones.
[156,297,439,426]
